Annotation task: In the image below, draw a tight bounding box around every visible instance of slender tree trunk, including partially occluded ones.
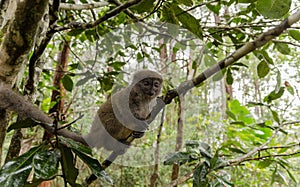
[254,80,263,117]
[42,41,70,141]
[49,41,71,115]
[170,94,185,185]
[171,49,185,185]
[39,41,71,187]
[150,39,168,187]
[150,109,165,187]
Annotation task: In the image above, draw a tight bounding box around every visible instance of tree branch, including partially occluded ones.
[60,2,109,10]
[166,149,300,187]
[149,9,300,122]
[231,151,300,165]
[165,171,193,187]
[52,0,142,33]
[110,0,139,21]
[0,83,88,146]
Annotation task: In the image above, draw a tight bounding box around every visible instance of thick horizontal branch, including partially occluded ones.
[52,0,142,33]
[60,2,109,10]
[0,83,88,146]
[110,0,139,21]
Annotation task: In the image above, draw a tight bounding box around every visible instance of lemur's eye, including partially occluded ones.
[143,80,150,86]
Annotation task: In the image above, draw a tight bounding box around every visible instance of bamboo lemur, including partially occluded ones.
[84,69,163,154]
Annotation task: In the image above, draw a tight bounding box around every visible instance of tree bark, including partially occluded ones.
[0,0,49,84]
[43,41,71,140]
[0,0,49,162]
[49,41,71,115]
[171,94,185,185]
[0,109,8,163]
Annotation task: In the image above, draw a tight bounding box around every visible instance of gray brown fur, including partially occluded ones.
[84,70,163,153]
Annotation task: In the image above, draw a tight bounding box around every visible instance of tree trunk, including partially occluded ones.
[0,109,8,163]
[150,39,168,187]
[171,94,185,185]
[49,41,71,115]
[39,41,71,187]
[0,0,48,84]
[0,0,49,163]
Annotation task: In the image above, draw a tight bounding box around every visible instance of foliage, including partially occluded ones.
[1,0,300,186]
[0,137,109,187]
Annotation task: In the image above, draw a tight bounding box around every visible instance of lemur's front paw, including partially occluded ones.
[132,131,145,138]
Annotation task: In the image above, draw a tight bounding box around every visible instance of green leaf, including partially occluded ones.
[272,170,288,185]
[253,50,274,65]
[230,121,246,126]
[198,143,212,160]
[257,60,270,78]
[257,159,273,169]
[163,152,191,165]
[59,136,92,156]
[274,42,291,55]
[107,61,126,71]
[0,145,43,187]
[130,0,156,13]
[72,149,113,184]
[59,145,78,186]
[137,52,143,62]
[285,168,297,184]
[212,69,226,82]
[263,87,285,103]
[247,102,265,107]
[226,110,236,120]
[226,69,234,85]
[185,141,212,158]
[76,72,95,86]
[99,76,114,92]
[67,29,84,36]
[288,30,300,41]
[212,173,235,187]
[176,0,193,6]
[238,0,257,3]
[172,5,203,39]
[228,99,255,124]
[286,85,294,95]
[204,54,217,67]
[210,150,226,169]
[193,162,209,187]
[206,3,221,14]
[256,0,291,19]
[270,109,280,123]
[7,118,38,132]
[62,75,74,92]
[228,147,246,154]
[33,149,60,179]
[275,70,282,91]
[233,62,248,68]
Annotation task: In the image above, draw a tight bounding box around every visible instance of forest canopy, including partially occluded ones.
[0,0,300,186]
